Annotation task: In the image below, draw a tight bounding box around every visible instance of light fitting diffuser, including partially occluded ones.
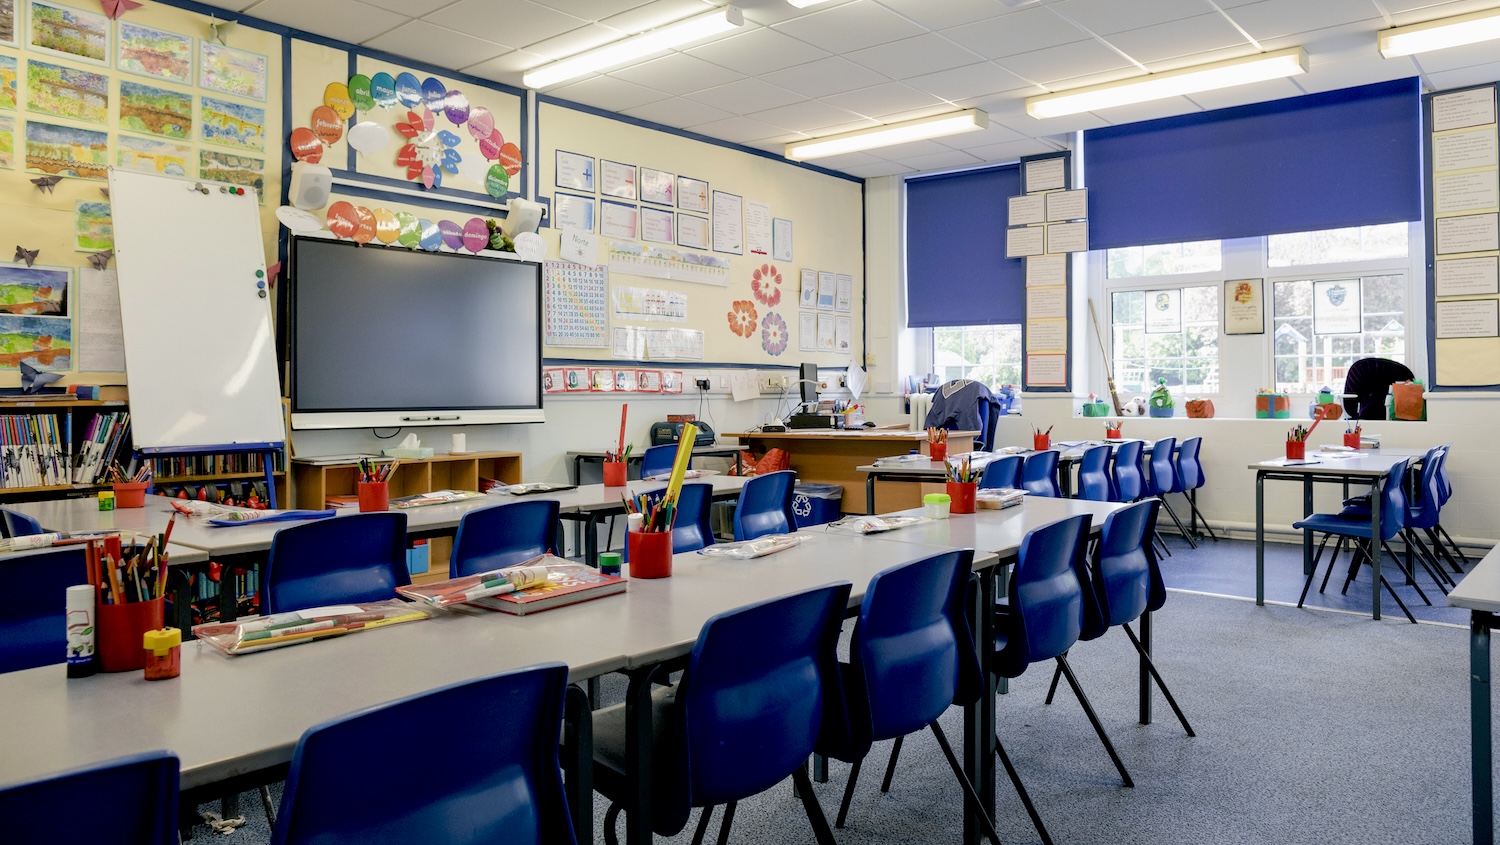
[523,6,744,89]
[1025,48,1308,119]
[785,0,835,7]
[784,109,989,160]
[1379,6,1500,57]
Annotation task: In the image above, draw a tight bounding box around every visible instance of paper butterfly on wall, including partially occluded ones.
[20,362,61,395]
[13,246,38,267]
[99,0,142,19]
[395,109,462,189]
[87,249,113,271]
[30,176,61,194]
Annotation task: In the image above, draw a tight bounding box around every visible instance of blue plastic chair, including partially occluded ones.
[1429,445,1468,570]
[1111,440,1145,503]
[641,443,688,479]
[272,663,576,845]
[978,454,1022,490]
[0,507,43,539]
[0,750,178,844]
[0,546,88,674]
[263,512,410,614]
[1144,437,1195,549]
[1172,436,1219,541]
[817,549,1001,843]
[591,581,853,843]
[639,483,715,554]
[1021,450,1060,498]
[450,500,560,577]
[733,470,796,541]
[1075,445,1115,502]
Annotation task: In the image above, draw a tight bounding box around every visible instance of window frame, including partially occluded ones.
[926,323,1024,391]
[1099,256,1228,398]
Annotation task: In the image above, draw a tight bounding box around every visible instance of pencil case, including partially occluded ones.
[193,600,431,656]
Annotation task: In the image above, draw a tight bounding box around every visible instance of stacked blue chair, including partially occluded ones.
[817,549,1001,843]
[1327,446,1455,594]
[1076,444,1115,502]
[263,512,410,614]
[0,546,88,674]
[1172,436,1218,541]
[450,500,560,577]
[1144,437,1196,548]
[732,470,796,541]
[1111,440,1168,557]
[640,482,716,553]
[641,443,687,479]
[1430,445,1468,571]
[0,751,179,844]
[0,506,43,539]
[1021,450,1061,498]
[272,664,576,844]
[978,454,1023,490]
[591,582,852,845]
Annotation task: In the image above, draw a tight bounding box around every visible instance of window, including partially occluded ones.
[931,325,1022,389]
[1110,286,1219,395]
[1267,223,1408,267]
[1106,240,1221,278]
[1272,275,1406,394]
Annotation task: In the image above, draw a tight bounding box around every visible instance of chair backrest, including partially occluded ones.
[450,500,560,577]
[1091,500,1159,628]
[1,507,44,539]
[0,750,178,844]
[1112,440,1145,502]
[664,581,852,830]
[732,470,796,541]
[1147,437,1179,496]
[642,443,688,478]
[272,663,576,845]
[1021,450,1061,498]
[639,482,715,553]
[978,455,1022,490]
[0,547,88,674]
[975,400,995,452]
[1175,436,1206,492]
[1375,459,1409,541]
[1404,446,1445,531]
[1076,445,1115,502]
[994,514,1092,678]
[264,512,410,614]
[1435,443,1453,505]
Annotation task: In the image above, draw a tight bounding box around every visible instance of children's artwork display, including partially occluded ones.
[0,312,71,370]
[74,201,112,251]
[200,95,266,150]
[25,120,107,180]
[0,263,68,316]
[199,41,267,100]
[28,0,109,65]
[119,80,192,139]
[116,135,190,176]
[118,21,192,84]
[0,115,13,169]
[199,149,264,201]
[0,55,15,108]
[26,60,108,124]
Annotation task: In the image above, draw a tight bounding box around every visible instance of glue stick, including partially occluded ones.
[65,584,96,678]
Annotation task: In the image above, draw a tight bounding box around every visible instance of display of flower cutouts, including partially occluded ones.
[750,263,783,307]
[727,300,758,338]
[761,311,788,356]
[395,108,463,189]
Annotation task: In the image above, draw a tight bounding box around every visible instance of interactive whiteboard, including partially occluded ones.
[108,169,285,451]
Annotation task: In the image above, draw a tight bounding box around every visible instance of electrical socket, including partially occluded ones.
[695,378,711,391]
[760,376,783,392]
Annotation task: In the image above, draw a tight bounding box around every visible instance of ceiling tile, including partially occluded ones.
[356,0,451,13]
[772,2,927,54]
[845,33,985,78]
[747,99,870,132]
[1050,0,1218,36]
[935,122,1026,150]
[532,0,651,20]
[1088,95,1202,125]
[364,21,513,69]
[609,53,745,96]
[1143,45,1263,74]
[958,137,1064,164]
[1386,0,1500,24]
[896,148,986,171]
[998,39,1136,85]
[1297,53,1419,93]
[739,0,859,27]
[243,0,408,43]
[1102,13,1251,65]
[759,56,888,98]
[685,78,807,112]
[549,74,674,111]
[525,23,629,61]
[623,96,736,126]
[793,150,886,171]
[601,0,733,35]
[940,6,1089,60]
[462,50,548,84]
[993,109,1112,136]
[1408,38,1500,73]
[687,26,830,75]
[905,61,1036,101]
[822,82,945,118]
[1184,76,1306,110]
[1220,0,1383,42]
[425,0,588,50]
[872,0,1013,31]
[839,160,917,177]
[856,138,953,159]
[685,115,790,143]
[1429,59,1500,91]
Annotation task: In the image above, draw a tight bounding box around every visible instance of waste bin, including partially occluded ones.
[792,483,843,529]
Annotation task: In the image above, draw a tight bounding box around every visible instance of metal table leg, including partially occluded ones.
[625,665,665,845]
[1370,479,1382,621]
[866,474,877,515]
[963,566,997,845]
[1256,471,1266,606]
[562,683,594,838]
[1473,611,1494,845]
[1139,611,1153,725]
[1303,477,1315,576]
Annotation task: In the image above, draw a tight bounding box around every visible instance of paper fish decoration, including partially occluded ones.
[20,362,61,395]
[30,176,61,194]
[14,246,38,267]
[208,16,237,46]
[99,0,142,19]
[87,249,113,270]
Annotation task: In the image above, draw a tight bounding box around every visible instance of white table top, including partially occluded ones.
[1449,545,1500,614]
[855,497,1126,558]
[1249,450,1414,477]
[0,540,207,566]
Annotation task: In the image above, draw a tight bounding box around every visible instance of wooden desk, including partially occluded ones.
[727,429,975,514]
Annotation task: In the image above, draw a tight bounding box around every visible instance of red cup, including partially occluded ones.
[627,529,672,579]
[929,443,947,463]
[1286,441,1306,461]
[602,461,627,487]
[358,481,389,512]
[1033,434,1050,451]
[97,596,164,673]
[1106,429,1122,440]
[1344,433,1360,450]
[113,482,147,508]
[946,481,977,514]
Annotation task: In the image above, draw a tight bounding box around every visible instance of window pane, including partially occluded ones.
[1110,284,1219,394]
[1267,223,1408,267]
[1271,275,1406,393]
[931,325,1023,390]
[1106,241,1221,278]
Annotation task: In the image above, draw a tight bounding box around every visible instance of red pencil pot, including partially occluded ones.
[946,481,978,515]
[602,461,628,487]
[929,443,947,463]
[97,596,164,673]
[1106,429,1122,440]
[627,529,672,579]
[113,482,147,509]
[358,481,389,512]
[1285,441,1306,461]
[1344,433,1360,450]
[1033,434,1050,451]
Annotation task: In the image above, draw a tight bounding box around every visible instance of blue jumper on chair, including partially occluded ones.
[450,500,560,577]
[263,512,410,614]
[0,546,88,674]
[0,750,179,844]
[733,470,797,541]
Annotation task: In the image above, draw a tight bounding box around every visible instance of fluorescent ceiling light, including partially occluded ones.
[1025,47,1308,119]
[1379,6,1500,57]
[523,6,743,89]
[785,109,989,160]
[786,0,835,7]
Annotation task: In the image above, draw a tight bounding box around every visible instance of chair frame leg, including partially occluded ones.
[1055,654,1134,788]
[1298,533,1336,608]
[1319,537,1346,595]
[1156,496,1197,549]
[691,806,714,845]
[1382,540,1431,606]
[880,735,903,793]
[1043,659,1064,705]
[1425,526,1464,574]
[791,766,837,845]
[1437,523,1471,566]
[835,757,861,828]
[995,732,1053,845]
[1183,489,1219,541]
[1152,530,1173,558]
[1122,622,1195,737]
[604,802,623,845]
[715,802,737,845]
[930,721,1004,845]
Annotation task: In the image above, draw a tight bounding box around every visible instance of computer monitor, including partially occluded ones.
[800,363,819,404]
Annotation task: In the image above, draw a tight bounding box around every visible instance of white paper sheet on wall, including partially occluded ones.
[79,268,125,372]
[730,370,759,402]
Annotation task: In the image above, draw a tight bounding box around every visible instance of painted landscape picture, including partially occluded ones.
[0,55,15,108]
[117,135,189,176]
[200,42,266,100]
[118,22,191,84]
[0,265,68,316]
[200,95,265,151]
[0,116,13,169]
[120,80,191,139]
[74,200,110,251]
[25,120,106,180]
[0,314,71,370]
[200,149,263,202]
[28,0,107,65]
[27,59,108,124]
[0,0,14,46]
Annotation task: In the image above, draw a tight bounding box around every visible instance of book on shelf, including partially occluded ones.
[397,554,626,616]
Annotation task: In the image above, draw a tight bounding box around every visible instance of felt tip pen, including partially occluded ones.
[240,620,336,641]
[235,626,351,650]
[455,583,519,603]
[343,613,430,632]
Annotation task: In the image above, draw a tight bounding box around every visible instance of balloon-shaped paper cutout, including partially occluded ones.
[395,211,420,247]
[327,201,358,239]
[438,219,464,250]
[466,107,493,140]
[373,207,400,243]
[394,72,422,108]
[443,90,470,125]
[417,218,442,251]
[499,142,523,176]
[485,164,510,199]
[352,206,376,244]
[514,232,545,262]
[277,205,324,233]
[289,127,322,162]
[462,217,489,252]
[347,121,390,154]
[323,82,355,119]
[421,77,446,111]
[311,105,343,145]
[348,74,374,111]
[478,134,501,161]
[370,72,397,108]
[437,129,462,148]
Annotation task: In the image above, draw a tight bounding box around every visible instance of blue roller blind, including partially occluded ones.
[1085,78,1422,250]
[905,164,1025,328]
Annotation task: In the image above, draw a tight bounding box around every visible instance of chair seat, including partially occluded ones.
[1292,512,1377,539]
[592,685,678,782]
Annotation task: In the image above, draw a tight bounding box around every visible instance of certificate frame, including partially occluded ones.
[599,199,638,240]
[1312,279,1362,335]
[600,159,637,200]
[677,176,709,212]
[640,167,674,205]
[1019,150,1070,194]
[640,206,673,244]
[554,149,594,192]
[1223,278,1265,335]
[676,213,709,250]
[553,192,596,233]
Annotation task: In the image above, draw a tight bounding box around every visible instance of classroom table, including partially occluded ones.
[1446,544,1500,845]
[566,444,744,484]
